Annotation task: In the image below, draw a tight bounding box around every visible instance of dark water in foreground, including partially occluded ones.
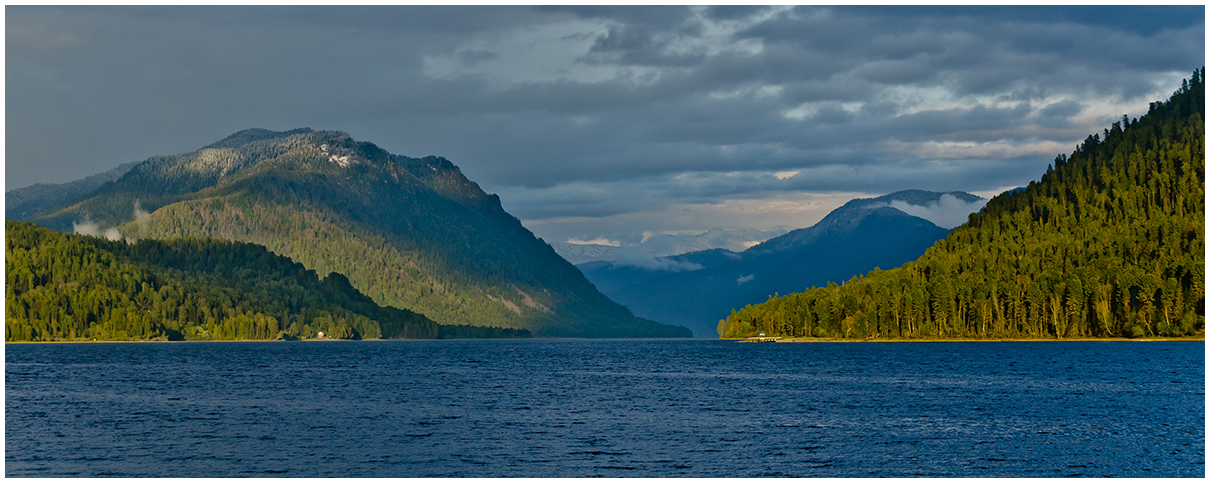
[5,339,1204,477]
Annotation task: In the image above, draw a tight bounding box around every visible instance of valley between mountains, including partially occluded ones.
[6,71,1205,342]
[574,190,979,338]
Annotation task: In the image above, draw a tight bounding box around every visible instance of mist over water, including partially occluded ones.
[6,339,1203,477]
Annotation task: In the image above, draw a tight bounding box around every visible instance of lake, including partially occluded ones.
[5,339,1204,477]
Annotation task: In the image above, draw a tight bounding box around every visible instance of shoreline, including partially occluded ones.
[4,338,354,344]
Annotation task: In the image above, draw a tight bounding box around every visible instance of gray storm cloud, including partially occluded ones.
[6,6,1203,244]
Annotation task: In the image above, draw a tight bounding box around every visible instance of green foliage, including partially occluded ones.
[720,68,1206,340]
[5,221,532,342]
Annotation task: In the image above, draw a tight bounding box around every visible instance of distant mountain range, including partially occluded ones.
[16,128,690,338]
[577,190,986,337]
[551,227,790,265]
[6,161,139,220]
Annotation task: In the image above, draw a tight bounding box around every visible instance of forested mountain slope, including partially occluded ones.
[6,221,528,341]
[26,129,689,338]
[720,69,1205,340]
[580,190,966,337]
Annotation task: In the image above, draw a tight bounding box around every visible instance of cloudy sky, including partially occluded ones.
[6,6,1204,245]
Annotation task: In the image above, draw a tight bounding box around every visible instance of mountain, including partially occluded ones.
[22,128,690,338]
[719,68,1205,340]
[6,161,139,221]
[6,220,528,341]
[579,190,978,337]
[552,227,789,265]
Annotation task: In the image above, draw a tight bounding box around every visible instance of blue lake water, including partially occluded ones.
[5,339,1204,477]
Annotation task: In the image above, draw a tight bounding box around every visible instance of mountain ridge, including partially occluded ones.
[25,129,690,338]
[747,190,982,255]
[579,189,978,337]
[6,161,140,221]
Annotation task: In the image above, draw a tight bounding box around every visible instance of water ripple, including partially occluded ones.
[6,339,1204,477]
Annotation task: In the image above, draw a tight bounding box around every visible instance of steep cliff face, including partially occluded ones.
[29,128,690,338]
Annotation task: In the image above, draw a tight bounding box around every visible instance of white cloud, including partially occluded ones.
[566,237,621,247]
[517,190,857,248]
[782,101,864,121]
[898,140,1075,160]
[133,200,152,225]
[890,194,988,229]
[72,220,122,240]
[736,274,755,285]
[611,248,703,272]
[72,220,101,237]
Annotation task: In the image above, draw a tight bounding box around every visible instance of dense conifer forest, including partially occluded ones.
[5,221,529,341]
[720,69,1205,340]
